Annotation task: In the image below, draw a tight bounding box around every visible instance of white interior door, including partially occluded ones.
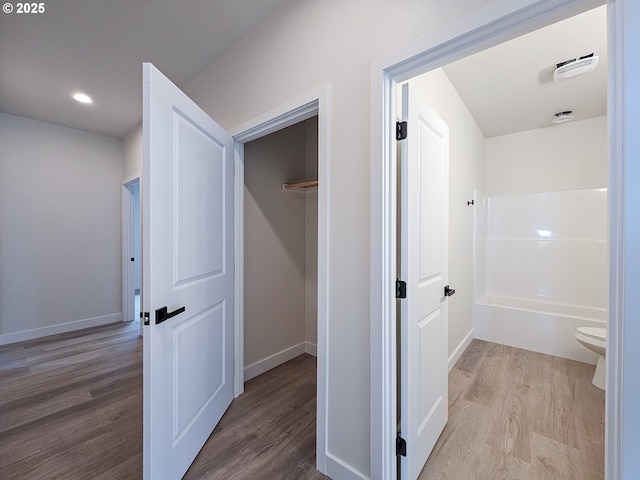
[142,63,235,480]
[399,82,450,480]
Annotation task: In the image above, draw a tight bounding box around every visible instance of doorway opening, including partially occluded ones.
[230,86,330,474]
[122,177,141,329]
[242,115,319,466]
[243,116,318,381]
[396,7,608,476]
[183,117,323,478]
[371,1,618,479]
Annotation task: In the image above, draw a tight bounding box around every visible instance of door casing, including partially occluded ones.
[230,84,331,473]
[370,0,628,478]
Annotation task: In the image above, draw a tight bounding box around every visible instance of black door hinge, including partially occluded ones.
[396,121,407,140]
[141,311,150,326]
[396,279,407,299]
[396,434,407,456]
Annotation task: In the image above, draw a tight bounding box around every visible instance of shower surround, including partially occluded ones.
[474,188,608,363]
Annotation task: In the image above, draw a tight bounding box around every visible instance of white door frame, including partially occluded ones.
[229,84,331,473]
[122,174,141,329]
[370,0,635,478]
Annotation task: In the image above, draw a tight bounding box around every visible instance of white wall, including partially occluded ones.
[485,116,608,194]
[123,125,143,180]
[122,126,143,298]
[244,118,317,378]
[406,68,486,367]
[185,1,496,475]
[0,112,123,343]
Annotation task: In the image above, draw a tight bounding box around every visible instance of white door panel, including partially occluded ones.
[143,63,235,480]
[399,83,450,480]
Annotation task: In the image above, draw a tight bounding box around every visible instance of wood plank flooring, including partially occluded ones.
[0,322,143,479]
[0,321,327,479]
[418,339,605,480]
[183,354,327,480]
[1,325,604,479]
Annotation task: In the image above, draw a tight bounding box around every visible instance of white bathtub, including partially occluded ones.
[474,295,607,364]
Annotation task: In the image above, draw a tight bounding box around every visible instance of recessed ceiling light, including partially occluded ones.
[72,92,93,104]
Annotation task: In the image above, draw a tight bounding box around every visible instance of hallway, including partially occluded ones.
[0,322,325,479]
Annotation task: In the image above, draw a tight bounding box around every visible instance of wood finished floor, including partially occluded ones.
[183,354,327,480]
[0,322,143,479]
[418,339,605,480]
[0,321,327,480]
[0,324,604,479]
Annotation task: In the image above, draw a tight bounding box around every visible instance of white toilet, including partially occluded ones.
[575,327,606,390]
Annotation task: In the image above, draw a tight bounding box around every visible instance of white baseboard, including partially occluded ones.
[244,342,309,381]
[0,313,123,346]
[305,341,317,357]
[448,328,475,371]
[325,453,370,480]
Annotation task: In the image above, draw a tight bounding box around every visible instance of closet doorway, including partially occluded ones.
[242,115,319,454]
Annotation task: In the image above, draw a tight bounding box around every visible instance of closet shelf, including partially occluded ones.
[282,177,318,193]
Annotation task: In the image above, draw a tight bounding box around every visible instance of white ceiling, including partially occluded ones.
[442,5,607,138]
[0,0,286,138]
[0,3,606,140]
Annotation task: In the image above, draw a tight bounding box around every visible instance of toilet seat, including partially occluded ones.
[576,327,606,342]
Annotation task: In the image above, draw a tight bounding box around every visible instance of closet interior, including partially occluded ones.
[243,116,319,381]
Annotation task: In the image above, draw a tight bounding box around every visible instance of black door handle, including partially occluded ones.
[444,285,456,297]
[155,305,186,325]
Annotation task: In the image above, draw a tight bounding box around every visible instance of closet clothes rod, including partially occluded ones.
[282,177,318,192]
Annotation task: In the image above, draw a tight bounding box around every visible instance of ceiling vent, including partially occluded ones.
[552,111,574,124]
[553,53,599,81]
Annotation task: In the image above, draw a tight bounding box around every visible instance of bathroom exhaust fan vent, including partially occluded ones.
[552,111,574,124]
[553,53,599,81]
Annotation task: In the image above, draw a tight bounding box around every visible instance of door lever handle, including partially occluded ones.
[155,305,186,325]
[444,285,456,297]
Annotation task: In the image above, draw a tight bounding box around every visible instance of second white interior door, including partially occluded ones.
[399,82,450,480]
